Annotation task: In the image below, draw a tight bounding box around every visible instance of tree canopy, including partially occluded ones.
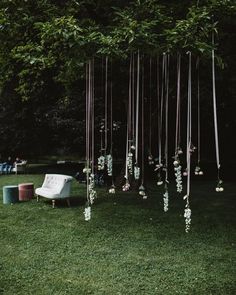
[0,0,235,157]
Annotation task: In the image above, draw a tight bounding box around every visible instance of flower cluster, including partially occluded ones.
[127,152,133,175]
[156,173,163,186]
[98,155,105,171]
[190,144,197,153]
[112,121,121,131]
[184,207,191,233]
[148,154,154,165]
[109,185,116,194]
[215,179,224,192]
[84,206,91,221]
[163,190,169,212]
[139,185,148,199]
[130,145,135,151]
[176,147,183,155]
[89,173,97,204]
[194,166,203,175]
[107,154,112,176]
[173,160,183,193]
[155,163,163,171]
[122,180,130,191]
[83,167,91,174]
[134,166,140,180]
[183,168,188,176]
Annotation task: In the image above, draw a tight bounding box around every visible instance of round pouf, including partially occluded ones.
[3,185,19,204]
[18,183,34,201]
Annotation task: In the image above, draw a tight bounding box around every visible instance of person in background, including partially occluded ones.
[14,157,23,166]
[1,156,13,174]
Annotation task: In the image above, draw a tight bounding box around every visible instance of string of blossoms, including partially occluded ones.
[163,186,169,212]
[173,157,183,193]
[84,206,91,221]
[106,154,112,176]
[98,155,105,170]
[127,151,133,175]
[134,165,140,180]
[88,173,97,205]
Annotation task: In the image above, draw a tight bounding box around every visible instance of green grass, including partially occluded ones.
[0,173,235,295]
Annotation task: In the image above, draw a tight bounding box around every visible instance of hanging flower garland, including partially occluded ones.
[173,53,183,193]
[134,165,140,180]
[98,155,105,170]
[163,188,169,212]
[106,154,113,176]
[84,206,91,221]
[173,159,183,193]
[184,206,191,233]
[84,59,96,221]
[163,53,170,212]
[183,51,192,233]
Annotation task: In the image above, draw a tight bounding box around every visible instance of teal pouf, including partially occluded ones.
[3,185,19,204]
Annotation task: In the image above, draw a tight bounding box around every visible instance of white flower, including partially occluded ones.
[174,159,182,193]
[134,166,140,180]
[106,154,112,176]
[109,187,116,194]
[127,152,133,175]
[83,167,91,174]
[184,208,191,233]
[98,155,105,170]
[84,206,91,221]
[163,191,169,212]
[122,181,130,191]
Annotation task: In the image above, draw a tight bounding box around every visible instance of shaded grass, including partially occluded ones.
[0,174,236,294]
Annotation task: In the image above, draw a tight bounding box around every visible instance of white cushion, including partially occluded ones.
[35,187,61,199]
[36,174,73,200]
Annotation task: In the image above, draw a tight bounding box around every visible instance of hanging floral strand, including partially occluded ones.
[173,53,183,193]
[108,60,116,194]
[98,59,106,171]
[194,57,204,176]
[163,53,170,212]
[155,53,165,186]
[148,58,154,165]
[134,51,141,180]
[183,52,192,233]
[139,57,148,199]
[84,59,97,221]
[123,54,135,191]
[212,34,224,192]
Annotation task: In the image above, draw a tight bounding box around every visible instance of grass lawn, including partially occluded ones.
[0,172,235,295]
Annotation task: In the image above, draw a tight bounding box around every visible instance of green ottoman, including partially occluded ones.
[3,185,19,204]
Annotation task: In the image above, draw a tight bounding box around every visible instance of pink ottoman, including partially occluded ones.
[18,183,34,201]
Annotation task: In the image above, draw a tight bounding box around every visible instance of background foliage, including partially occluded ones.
[0,0,235,162]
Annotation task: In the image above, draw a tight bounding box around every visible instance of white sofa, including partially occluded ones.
[35,174,73,208]
[12,160,27,174]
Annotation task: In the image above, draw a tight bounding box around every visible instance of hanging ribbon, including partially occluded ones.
[139,56,147,199]
[173,53,183,193]
[194,57,204,176]
[84,59,97,221]
[183,52,192,232]
[212,33,224,192]
[163,53,170,212]
[156,53,165,185]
